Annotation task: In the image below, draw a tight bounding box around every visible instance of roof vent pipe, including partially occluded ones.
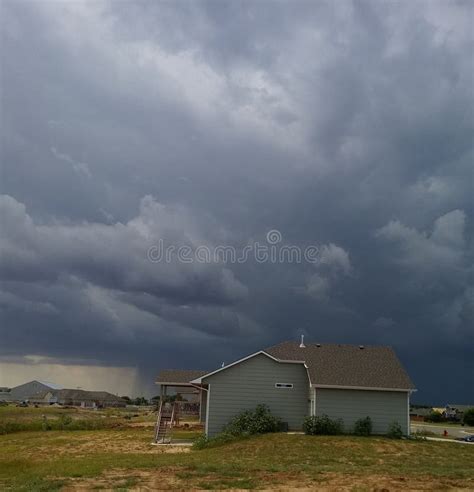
[221,362,225,367]
[299,334,306,348]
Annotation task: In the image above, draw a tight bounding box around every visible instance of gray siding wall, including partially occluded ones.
[204,354,310,436]
[316,388,409,435]
[200,388,207,423]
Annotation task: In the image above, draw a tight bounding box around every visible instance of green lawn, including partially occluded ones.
[0,426,473,490]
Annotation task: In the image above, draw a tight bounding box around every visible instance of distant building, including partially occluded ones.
[445,404,474,421]
[55,389,126,408]
[28,390,58,405]
[5,380,62,402]
[2,380,126,408]
[409,408,432,416]
[0,387,11,402]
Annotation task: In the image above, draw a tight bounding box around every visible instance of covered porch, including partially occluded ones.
[155,369,208,423]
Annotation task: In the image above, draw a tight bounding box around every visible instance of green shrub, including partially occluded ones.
[425,410,445,423]
[410,428,434,440]
[58,414,73,429]
[463,408,474,426]
[223,404,281,436]
[192,434,210,449]
[354,416,372,436]
[193,404,280,450]
[387,421,403,439]
[41,418,52,431]
[303,415,344,435]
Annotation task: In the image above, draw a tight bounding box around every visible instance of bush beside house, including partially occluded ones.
[223,404,281,436]
[387,421,404,439]
[303,415,344,435]
[193,404,280,449]
[354,416,372,436]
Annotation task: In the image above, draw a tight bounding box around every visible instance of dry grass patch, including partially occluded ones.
[55,468,474,491]
[1,425,473,490]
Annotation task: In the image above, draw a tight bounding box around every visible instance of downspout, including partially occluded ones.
[407,391,411,437]
[303,363,314,417]
[313,387,316,416]
[205,384,211,436]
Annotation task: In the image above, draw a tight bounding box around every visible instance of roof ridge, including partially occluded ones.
[273,340,393,349]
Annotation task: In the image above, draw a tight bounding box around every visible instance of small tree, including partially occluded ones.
[132,396,149,406]
[463,408,474,426]
[354,416,372,436]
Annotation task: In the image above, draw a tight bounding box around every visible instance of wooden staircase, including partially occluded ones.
[154,402,176,444]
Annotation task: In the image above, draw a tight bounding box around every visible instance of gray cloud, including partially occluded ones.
[0,194,247,305]
[1,0,472,401]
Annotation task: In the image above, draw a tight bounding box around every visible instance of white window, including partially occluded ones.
[275,383,293,388]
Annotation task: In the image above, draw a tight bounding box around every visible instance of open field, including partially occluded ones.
[0,404,202,438]
[0,404,155,423]
[0,404,157,434]
[0,407,473,491]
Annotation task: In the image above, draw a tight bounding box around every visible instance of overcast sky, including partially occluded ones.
[1,0,472,402]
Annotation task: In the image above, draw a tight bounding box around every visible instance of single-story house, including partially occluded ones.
[1,381,125,408]
[444,404,473,421]
[409,407,433,421]
[166,340,415,437]
[3,380,63,402]
[27,390,58,405]
[0,387,12,402]
[54,389,126,408]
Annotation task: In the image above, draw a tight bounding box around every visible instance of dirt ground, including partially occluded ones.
[60,467,473,491]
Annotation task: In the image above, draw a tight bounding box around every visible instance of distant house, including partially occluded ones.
[54,389,126,408]
[0,387,11,402]
[28,390,58,405]
[1,380,126,408]
[445,404,474,421]
[157,339,416,437]
[5,380,62,402]
[409,407,433,421]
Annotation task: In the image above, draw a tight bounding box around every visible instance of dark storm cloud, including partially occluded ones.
[1,0,472,401]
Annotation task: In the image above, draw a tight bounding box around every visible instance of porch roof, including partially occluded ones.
[156,369,208,386]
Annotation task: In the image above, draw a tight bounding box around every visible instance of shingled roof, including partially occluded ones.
[156,369,208,385]
[265,341,415,390]
[55,389,125,402]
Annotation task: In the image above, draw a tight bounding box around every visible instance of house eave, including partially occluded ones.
[312,384,416,392]
[155,381,201,387]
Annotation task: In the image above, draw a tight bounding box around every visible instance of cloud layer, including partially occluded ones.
[1,0,472,401]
